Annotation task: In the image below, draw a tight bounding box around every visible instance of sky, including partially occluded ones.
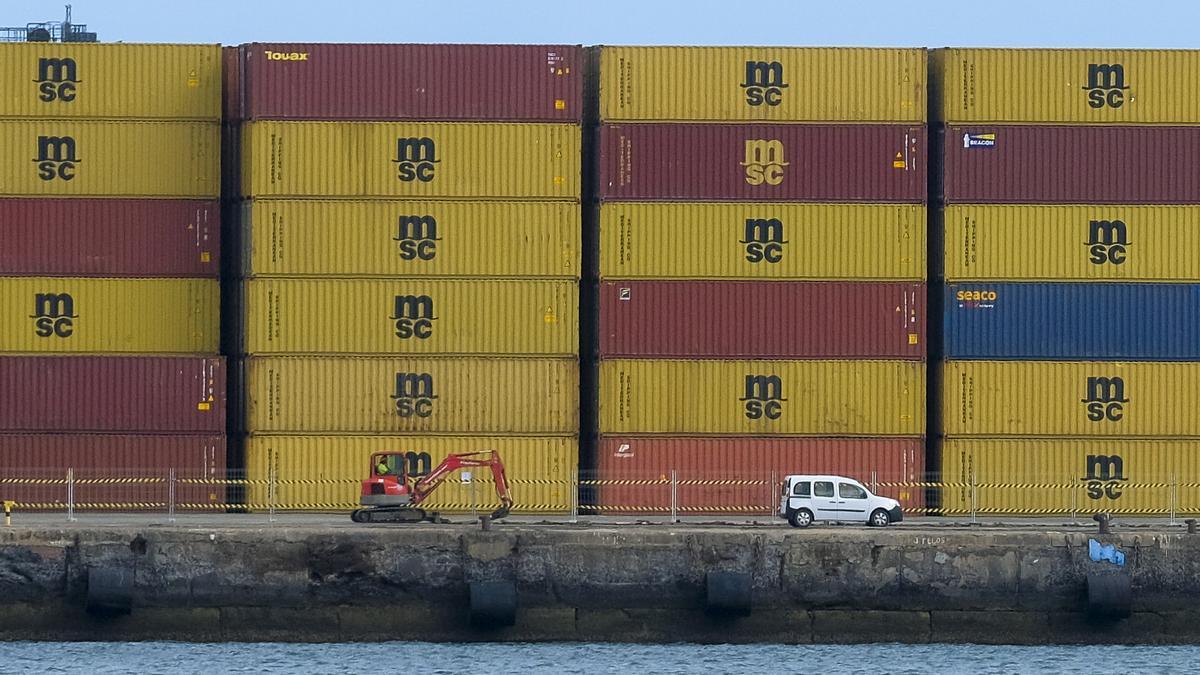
[5,0,1200,47]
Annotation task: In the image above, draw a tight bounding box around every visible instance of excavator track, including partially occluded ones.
[350,506,428,524]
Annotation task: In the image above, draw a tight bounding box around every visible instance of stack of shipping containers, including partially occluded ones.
[589,47,929,514]
[934,50,1200,514]
[0,43,225,508]
[228,44,583,513]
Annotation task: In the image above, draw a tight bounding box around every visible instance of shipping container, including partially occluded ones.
[0,434,226,510]
[594,436,925,515]
[0,121,219,198]
[222,46,242,122]
[0,278,218,353]
[239,43,582,122]
[236,279,577,355]
[942,125,1200,204]
[600,202,926,280]
[933,48,1200,125]
[942,360,1200,436]
[600,359,924,435]
[944,283,1200,360]
[943,205,1200,281]
[939,438,1200,516]
[599,281,925,359]
[599,123,925,202]
[0,43,221,120]
[242,356,577,434]
[240,121,580,199]
[244,435,576,514]
[0,199,219,277]
[243,200,580,278]
[597,46,926,123]
[0,355,224,432]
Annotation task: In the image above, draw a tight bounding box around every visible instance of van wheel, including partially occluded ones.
[788,509,813,528]
[869,509,891,527]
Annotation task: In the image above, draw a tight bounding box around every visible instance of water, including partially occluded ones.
[1,642,1198,674]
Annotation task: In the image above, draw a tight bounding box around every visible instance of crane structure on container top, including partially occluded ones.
[1,5,98,43]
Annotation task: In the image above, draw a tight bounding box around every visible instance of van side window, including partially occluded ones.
[839,483,867,500]
[792,481,811,498]
[814,481,834,498]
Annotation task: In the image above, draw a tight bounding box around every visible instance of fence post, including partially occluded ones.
[1172,473,1178,526]
[670,469,678,523]
[168,468,176,524]
[66,468,76,523]
[769,471,778,517]
[871,470,878,494]
[569,475,578,524]
[1071,478,1078,526]
[268,465,277,524]
[970,466,978,525]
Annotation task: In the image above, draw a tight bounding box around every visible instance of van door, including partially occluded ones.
[811,480,839,521]
[838,481,871,522]
[786,480,812,515]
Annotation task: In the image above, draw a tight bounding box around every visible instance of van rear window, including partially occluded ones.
[792,481,811,498]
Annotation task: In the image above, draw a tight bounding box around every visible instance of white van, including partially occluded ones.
[778,475,903,528]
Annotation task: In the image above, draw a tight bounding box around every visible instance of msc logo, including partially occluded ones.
[390,295,437,340]
[398,451,433,477]
[394,215,440,261]
[1086,219,1130,265]
[392,137,439,182]
[1084,63,1129,109]
[1082,454,1127,500]
[1082,376,1128,422]
[35,135,80,181]
[391,372,436,418]
[264,50,309,61]
[740,218,786,264]
[35,57,79,103]
[740,60,787,107]
[740,374,785,421]
[30,293,76,338]
[742,139,787,186]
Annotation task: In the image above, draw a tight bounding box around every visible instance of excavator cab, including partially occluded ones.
[351,450,513,524]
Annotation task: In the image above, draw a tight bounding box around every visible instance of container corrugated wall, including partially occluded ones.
[0,43,222,120]
[0,121,219,197]
[600,359,924,436]
[242,200,580,278]
[942,360,1200,436]
[0,278,218,353]
[943,205,1200,281]
[240,121,581,199]
[599,202,926,280]
[244,435,576,513]
[933,49,1200,125]
[599,281,925,359]
[236,279,577,355]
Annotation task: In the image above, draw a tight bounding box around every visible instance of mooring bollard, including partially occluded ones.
[2,500,12,526]
[1186,519,1197,535]
[1093,513,1112,535]
[479,515,492,532]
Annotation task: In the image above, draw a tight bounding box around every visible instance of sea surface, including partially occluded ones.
[1,642,1198,674]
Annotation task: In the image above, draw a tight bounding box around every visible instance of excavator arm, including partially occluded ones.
[410,450,514,519]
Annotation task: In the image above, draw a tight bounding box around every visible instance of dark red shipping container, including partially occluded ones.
[598,281,926,359]
[222,45,242,122]
[598,123,926,202]
[0,434,227,510]
[0,199,219,277]
[239,43,584,122]
[0,356,225,433]
[943,125,1200,203]
[593,436,926,516]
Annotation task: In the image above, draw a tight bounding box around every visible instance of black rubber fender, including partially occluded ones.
[706,571,752,616]
[469,580,517,627]
[86,566,134,616]
[1087,569,1132,620]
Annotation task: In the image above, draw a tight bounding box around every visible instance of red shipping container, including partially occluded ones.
[598,123,926,202]
[0,434,227,510]
[943,125,1200,204]
[594,436,926,516]
[239,43,583,122]
[222,45,242,122]
[0,356,225,433]
[599,281,926,359]
[0,199,219,277]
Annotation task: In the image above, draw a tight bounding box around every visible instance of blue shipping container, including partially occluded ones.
[944,283,1200,360]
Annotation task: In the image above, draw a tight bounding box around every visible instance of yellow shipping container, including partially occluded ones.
[0,277,217,353]
[944,205,1200,281]
[240,122,580,199]
[0,43,221,120]
[943,361,1200,437]
[238,279,577,355]
[243,200,580,278]
[600,359,924,436]
[245,435,577,514]
[598,46,926,122]
[601,202,925,280]
[933,48,1200,124]
[940,438,1200,516]
[243,356,578,433]
[0,121,219,197]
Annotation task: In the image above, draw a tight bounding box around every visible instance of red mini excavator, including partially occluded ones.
[351,449,513,523]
